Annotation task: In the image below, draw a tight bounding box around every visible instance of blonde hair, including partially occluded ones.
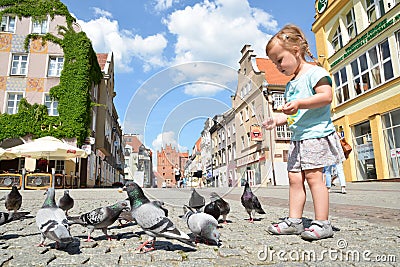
[266,24,321,66]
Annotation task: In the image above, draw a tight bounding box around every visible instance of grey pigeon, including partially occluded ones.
[183,206,220,245]
[124,182,194,252]
[5,185,22,214]
[0,211,30,225]
[118,198,168,226]
[0,211,13,225]
[241,181,265,222]
[58,190,74,216]
[210,192,230,224]
[68,201,128,241]
[204,201,221,221]
[188,188,205,211]
[36,188,74,248]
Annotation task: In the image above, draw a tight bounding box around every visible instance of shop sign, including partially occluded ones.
[236,153,259,167]
[356,143,374,160]
[390,148,400,158]
[317,0,328,14]
[250,124,263,142]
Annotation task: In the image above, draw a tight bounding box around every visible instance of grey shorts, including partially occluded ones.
[287,132,345,172]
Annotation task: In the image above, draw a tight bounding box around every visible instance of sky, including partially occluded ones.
[60,0,317,156]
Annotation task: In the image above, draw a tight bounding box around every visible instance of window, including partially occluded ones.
[251,101,256,117]
[397,31,400,68]
[333,67,350,104]
[245,107,249,121]
[346,9,357,40]
[350,39,393,98]
[332,27,343,52]
[6,93,23,114]
[239,111,243,125]
[276,125,292,139]
[241,136,245,149]
[55,160,65,173]
[382,109,400,177]
[44,94,59,116]
[48,56,64,77]
[1,15,15,32]
[11,54,28,75]
[272,93,285,109]
[366,0,385,24]
[32,18,48,34]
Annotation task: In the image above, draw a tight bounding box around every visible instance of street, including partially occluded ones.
[0,182,398,266]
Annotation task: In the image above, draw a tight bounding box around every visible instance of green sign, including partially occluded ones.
[317,0,328,14]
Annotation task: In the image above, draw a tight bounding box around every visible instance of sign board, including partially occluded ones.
[356,143,374,160]
[250,124,263,142]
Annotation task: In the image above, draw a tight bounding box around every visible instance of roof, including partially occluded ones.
[255,58,293,85]
[123,135,143,153]
[96,53,108,71]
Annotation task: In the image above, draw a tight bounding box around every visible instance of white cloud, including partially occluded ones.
[164,0,278,67]
[76,14,167,72]
[92,7,112,18]
[152,131,187,153]
[154,0,178,11]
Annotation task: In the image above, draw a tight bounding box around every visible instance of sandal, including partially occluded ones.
[301,220,333,240]
[267,217,304,235]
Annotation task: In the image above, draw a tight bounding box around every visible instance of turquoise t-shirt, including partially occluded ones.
[284,66,335,141]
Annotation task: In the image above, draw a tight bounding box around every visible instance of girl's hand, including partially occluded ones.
[282,100,299,115]
[262,117,276,130]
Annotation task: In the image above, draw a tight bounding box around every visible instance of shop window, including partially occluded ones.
[354,121,376,180]
[382,109,400,178]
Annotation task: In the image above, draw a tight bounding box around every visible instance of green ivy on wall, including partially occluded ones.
[0,0,102,145]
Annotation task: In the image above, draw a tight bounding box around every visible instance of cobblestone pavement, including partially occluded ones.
[0,182,398,266]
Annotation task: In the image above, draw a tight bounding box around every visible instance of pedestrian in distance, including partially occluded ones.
[325,162,347,194]
[174,164,181,188]
[262,24,345,240]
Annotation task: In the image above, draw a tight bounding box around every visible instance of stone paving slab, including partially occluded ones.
[0,183,398,266]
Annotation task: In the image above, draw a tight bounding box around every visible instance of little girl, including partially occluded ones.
[262,24,344,240]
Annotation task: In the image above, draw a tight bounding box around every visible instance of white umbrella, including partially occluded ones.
[6,136,88,160]
[0,148,17,160]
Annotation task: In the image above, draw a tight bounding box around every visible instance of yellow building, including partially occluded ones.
[312,0,400,181]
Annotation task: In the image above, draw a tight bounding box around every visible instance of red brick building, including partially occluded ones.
[156,144,188,187]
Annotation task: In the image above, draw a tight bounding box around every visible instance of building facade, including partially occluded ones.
[0,3,123,187]
[312,0,400,181]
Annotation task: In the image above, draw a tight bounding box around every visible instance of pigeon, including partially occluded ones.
[36,188,74,248]
[58,190,74,216]
[241,181,265,222]
[5,185,22,214]
[118,199,168,225]
[210,192,230,224]
[183,206,220,245]
[204,201,221,221]
[0,211,30,226]
[68,201,128,242]
[0,211,14,225]
[188,188,205,211]
[124,182,194,252]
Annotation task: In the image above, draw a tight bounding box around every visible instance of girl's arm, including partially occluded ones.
[262,113,288,130]
[282,77,332,115]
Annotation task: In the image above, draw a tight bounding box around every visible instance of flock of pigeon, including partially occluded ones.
[0,181,266,253]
